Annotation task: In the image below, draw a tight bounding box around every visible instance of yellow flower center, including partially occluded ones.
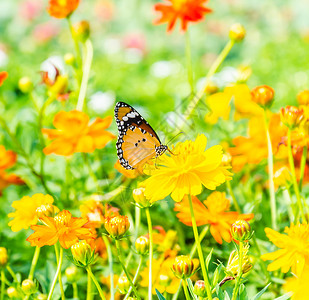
[57,0,68,7]
[172,0,187,10]
[54,212,71,226]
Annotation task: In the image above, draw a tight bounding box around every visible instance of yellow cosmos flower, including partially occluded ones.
[204,84,263,124]
[284,266,309,300]
[8,194,55,232]
[143,134,232,202]
[261,223,309,276]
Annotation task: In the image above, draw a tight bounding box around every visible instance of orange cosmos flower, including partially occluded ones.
[80,199,119,228]
[42,110,115,156]
[47,0,80,19]
[229,112,287,171]
[154,0,212,32]
[0,71,8,87]
[27,210,95,249]
[174,192,254,244]
[0,146,24,194]
[0,172,24,195]
[0,146,17,170]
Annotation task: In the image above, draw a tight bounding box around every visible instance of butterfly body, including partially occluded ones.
[114,101,168,170]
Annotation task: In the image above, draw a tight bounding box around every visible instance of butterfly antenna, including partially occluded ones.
[166,131,184,146]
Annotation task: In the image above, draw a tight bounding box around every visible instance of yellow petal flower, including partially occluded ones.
[8,194,54,232]
[144,134,232,202]
[261,223,309,276]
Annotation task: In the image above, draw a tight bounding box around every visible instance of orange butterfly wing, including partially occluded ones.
[114,102,166,170]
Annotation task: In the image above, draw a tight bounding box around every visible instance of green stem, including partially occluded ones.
[0,116,53,194]
[145,207,153,300]
[47,247,63,300]
[76,39,93,111]
[67,16,82,70]
[83,153,100,192]
[73,282,78,299]
[185,30,194,96]
[28,246,41,280]
[54,245,65,300]
[252,235,271,281]
[86,267,107,300]
[287,128,306,222]
[183,39,235,122]
[283,189,294,223]
[188,194,212,300]
[124,256,144,300]
[263,110,277,230]
[38,96,56,198]
[231,242,244,300]
[134,205,141,241]
[0,270,4,300]
[115,240,141,300]
[299,145,307,191]
[172,226,209,300]
[102,236,114,300]
[6,266,18,283]
[226,181,241,213]
[181,280,190,300]
[87,269,92,300]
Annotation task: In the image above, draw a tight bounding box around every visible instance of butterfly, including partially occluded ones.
[114,101,168,170]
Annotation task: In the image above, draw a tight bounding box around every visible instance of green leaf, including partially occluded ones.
[186,278,198,300]
[205,248,214,270]
[239,284,248,300]
[212,264,222,288]
[273,293,292,300]
[155,289,166,300]
[224,290,231,300]
[252,283,271,300]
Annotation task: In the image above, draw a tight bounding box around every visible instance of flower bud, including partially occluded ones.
[158,274,171,287]
[133,187,151,208]
[7,287,19,299]
[0,247,8,268]
[71,240,95,267]
[104,215,130,239]
[64,53,75,65]
[193,280,207,297]
[280,106,304,129]
[226,244,253,277]
[21,279,36,295]
[222,153,232,167]
[36,204,58,218]
[229,24,246,42]
[48,75,68,97]
[171,255,196,279]
[204,80,219,94]
[231,220,252,242]
[73,20,90,43]
[118,275,130,294]
[135,236,149,255]
[251,85,275,107]
[65,265,81,283]
[297,90,309,106]
[36,294,48,300]
[18,77,33,93]
[274,166,292,189]
[237,65,252,83]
